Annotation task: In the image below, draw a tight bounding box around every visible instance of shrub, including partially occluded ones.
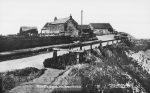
[0,67,46,92]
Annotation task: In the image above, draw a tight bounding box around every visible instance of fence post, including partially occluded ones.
[117,40,118,43]
[76,52,80,64]
[100,42,102,47]
[107,41,109,45]
[69,45,71,49]
[0,78,2,93]
[53,50,58,63]
[99,42,103,51]
[90,44,92,50]
[53,50,57,58]
[69,45,71,53]
[80,45,82,50]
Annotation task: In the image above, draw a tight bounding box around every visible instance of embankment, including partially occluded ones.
[0,67,46,93]
[8,39,150,93]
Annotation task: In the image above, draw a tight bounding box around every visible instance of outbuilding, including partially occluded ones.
[89,23,113,35]
[19,26,38,36]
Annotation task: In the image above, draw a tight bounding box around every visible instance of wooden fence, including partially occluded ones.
[50,39,125,64]
[0,37,130,61]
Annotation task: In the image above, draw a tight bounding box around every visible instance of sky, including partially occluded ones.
[0,0,150,39]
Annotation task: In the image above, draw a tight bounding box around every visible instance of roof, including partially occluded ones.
[20,26,37,31]
[51,17,70,24]
[42,15,78,30]
[78,25,90,30]
[90,23,113,30]
[42,23,50,29]
[43,17,70,29]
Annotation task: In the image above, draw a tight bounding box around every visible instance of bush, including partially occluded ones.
[43,52,86,69]
[0,67,46,92]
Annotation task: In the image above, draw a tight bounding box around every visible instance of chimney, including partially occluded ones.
[81,10,83,25]
[70,14,72,19]
[54,17,57,21]
[81,10,83,36]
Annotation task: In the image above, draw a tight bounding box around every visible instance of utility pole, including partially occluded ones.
[81,10,83,26]
[81,10,83,36]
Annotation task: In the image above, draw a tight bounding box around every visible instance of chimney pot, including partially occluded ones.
[54,17,57,21]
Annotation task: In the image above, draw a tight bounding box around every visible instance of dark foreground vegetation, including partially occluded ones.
[43,52,87,69]
[0,67,46,93]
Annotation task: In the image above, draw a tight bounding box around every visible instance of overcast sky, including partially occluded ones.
[0,0,150,39]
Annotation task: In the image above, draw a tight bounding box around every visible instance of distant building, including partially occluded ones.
[89,23,113,35]
[41,15,79,37]
[19,26,38,36]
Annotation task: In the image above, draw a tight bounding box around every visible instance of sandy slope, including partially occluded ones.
[126,50,150,74]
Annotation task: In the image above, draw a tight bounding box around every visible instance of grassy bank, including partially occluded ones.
[0,67,46,93]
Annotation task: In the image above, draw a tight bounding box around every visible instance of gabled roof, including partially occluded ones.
[20,26,37,31]
[89,23,113,30]
[43,17,70,29]
[42,15,78,30]
[51,17,70,24]
[42,23,51,29]
[78,25,90,30]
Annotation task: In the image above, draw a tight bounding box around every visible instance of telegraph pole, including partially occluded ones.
[81,10,83,26]
[81,10,83,36]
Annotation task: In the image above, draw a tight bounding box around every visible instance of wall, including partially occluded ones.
[41,24,64,35]
[66,20,78,36]
[93,29,110,35]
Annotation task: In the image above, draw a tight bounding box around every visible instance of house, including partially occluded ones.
[19,26,38,36]
[41,15,79,37]
[89,23,113,35]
